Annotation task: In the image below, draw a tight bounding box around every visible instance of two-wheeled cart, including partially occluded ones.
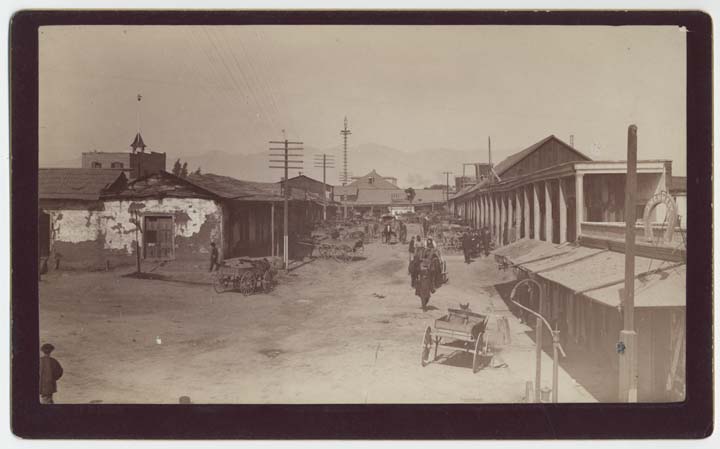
[421,307,491,373]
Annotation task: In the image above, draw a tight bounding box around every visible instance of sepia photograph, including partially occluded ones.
[33,22,690,409]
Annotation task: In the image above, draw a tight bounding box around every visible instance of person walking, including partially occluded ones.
[209,242,219,272]
[415,258,434,312]
[39,343,63,404]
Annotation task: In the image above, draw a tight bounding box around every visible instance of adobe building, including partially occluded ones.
[39,170,324,270]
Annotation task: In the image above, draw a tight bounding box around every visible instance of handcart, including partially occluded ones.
[421,306,491,373]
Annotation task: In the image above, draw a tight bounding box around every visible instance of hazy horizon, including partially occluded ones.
[39,25,687,185]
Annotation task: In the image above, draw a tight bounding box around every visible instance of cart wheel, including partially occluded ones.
[237,271,255,296]
[212,269,231,293]
[332,246,343,262]
[339,244,353,263]
[421,326,433,367]
[473,332,484,373]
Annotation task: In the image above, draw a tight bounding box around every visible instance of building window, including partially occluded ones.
[368,177,374,185]
[111,162,124,169]
[91,162,102,168]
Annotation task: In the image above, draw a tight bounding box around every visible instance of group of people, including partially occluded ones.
[461,227,493,264]
[381,219,407,244]
[408,235,441,311]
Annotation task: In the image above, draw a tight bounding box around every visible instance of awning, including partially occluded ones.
[495,239,685,309]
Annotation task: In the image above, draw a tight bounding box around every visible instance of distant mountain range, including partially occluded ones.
[39,142,502,189]
[172,143,496,188]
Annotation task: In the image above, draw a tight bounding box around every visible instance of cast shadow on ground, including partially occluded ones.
[122,271,213,287]
[493,278,616,402]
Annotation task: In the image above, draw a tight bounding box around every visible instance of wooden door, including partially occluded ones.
[144,216,174,259]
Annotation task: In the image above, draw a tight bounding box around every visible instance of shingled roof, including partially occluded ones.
[39,168,127,200]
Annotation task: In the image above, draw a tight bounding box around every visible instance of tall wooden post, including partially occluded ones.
[619,124,639,402]
[523,187,530,239]
[544,181,553,243]
[558,178,568,244]
[533,183,540,240]
[575,173,584,241]
[270,202,275,257]
[534,287,543,403]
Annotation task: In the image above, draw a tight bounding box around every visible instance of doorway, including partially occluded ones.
[144,216,174,259]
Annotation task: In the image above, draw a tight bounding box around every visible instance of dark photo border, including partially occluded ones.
[10,10,713,439]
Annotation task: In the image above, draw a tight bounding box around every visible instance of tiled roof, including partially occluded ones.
[39,168,127,200]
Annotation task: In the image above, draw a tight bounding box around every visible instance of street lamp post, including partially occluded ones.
[509,277,566,403]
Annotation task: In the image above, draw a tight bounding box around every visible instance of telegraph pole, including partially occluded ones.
[619,124,638,402]
[340,116,352,185]
[442,171,453,209]
[314,153,335,221]
[269,136,304,270]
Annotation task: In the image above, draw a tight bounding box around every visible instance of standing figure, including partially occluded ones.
[421,216,430,238]
[415,258,434,311]
[462,231,473,264]
[39,343,63,404]
[408,236,416,262]
[409,248,421,288]
[209,242,219,272]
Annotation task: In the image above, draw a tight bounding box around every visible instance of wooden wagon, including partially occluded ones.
[421,307,491,373]
[212,257,276,295]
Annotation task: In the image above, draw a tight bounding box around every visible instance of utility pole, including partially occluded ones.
[619,124,638,402]
[442,171,453,209]
[488,136,492,166]
[340,116,352,185]
[313,153,335,221]
[569,134,575,148]
[269,135,304,271]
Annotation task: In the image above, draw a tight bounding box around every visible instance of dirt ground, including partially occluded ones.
[39,224,597,404]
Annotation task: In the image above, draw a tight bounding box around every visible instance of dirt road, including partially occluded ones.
[39,232,596,404]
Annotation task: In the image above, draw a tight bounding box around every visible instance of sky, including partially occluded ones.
[39,25,686,176]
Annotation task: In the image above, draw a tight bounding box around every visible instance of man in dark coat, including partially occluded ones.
[415,258,433,311]
[39,343,63,404]
[462,231,473,264]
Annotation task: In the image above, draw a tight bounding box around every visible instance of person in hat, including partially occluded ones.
[39,343,63,404]
[209,242,219,272]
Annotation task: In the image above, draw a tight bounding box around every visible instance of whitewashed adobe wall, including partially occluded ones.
[100,198,222,254]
